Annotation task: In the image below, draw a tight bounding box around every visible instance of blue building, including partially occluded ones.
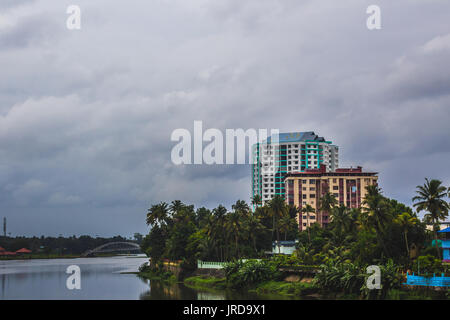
[438,227,450,263]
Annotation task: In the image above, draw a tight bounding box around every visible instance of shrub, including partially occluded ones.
[224,259,278,289]
[412,255,443,276]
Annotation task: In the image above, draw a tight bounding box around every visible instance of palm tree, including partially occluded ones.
[243,214,267,253]
[330,204,350,239]
[319,192,338,224]
[232,200,250,216]
[251,194,262,209]
[169,200,184,214]
[267,195,288,252]
[225,211,243,258]
[278,215,298,241]
[394,212,418,258]
[301,204,315,243]
[146,202,169,227]
[413,178,449,259]
[362,185,392,257]
[211,205,228,260]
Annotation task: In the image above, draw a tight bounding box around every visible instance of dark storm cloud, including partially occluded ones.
[0,0,449,236]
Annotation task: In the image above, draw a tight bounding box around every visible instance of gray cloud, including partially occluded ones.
[0,0,449,236]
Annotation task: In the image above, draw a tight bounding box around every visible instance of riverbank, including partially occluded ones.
[183,275,319,298]
[182,275,450,300]
[138,269,178,283]
[0,253,124,261]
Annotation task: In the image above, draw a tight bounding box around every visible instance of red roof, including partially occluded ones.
[0,246,5,252]
[0,251,16,255]
[16,248,32,253]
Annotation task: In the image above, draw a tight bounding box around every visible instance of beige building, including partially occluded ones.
[284,166,378,231]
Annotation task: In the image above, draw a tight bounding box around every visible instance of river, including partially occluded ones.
[0,255,292,300]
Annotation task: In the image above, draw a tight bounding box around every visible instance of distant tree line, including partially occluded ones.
[0,234,143,255]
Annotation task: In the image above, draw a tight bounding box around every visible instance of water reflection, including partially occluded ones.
[0,256,307,300]
[0,255,150,299]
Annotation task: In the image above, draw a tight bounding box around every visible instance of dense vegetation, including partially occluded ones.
[0,234,142,256]
[141,197,299,264]
[141,178,450,298]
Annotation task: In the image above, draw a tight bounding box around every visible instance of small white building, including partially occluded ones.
[271,240,298,255]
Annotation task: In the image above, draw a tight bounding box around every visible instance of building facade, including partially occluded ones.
[252,131,339,204]
[284,166,378,231]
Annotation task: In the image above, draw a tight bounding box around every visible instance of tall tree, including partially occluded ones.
[232,200,251,216]
[362,185,392,257]
[225,211,243,258]
[251,194,262,209]
[243,214,267,253]
[301,204,316,243]
[146,202,169,227]
[169,200,184,215]
[268,195,288,252]
[394,212,418,258]
[413,178,449,259]
[278,215,298,241]
[319,192,338,224]
[330,204,350,244]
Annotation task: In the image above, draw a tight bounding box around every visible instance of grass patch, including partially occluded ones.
[184,276,227,291]
[138,270,177,283]
[254,280,318,296]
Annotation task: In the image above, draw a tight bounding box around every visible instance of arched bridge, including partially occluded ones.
[82,242,141,257]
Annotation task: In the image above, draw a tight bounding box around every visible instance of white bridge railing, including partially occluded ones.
[197,259,261,269]
[197,260,226,269]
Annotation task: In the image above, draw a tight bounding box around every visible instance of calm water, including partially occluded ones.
[0,255,300,300]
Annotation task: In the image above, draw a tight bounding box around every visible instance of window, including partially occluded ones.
[310,194,316,198]
[310,179,316,184]
[310,187,315,191]
[302,194,307,199]
[333,186,339,190]
[310,216,315,220]
[303,216,307,219]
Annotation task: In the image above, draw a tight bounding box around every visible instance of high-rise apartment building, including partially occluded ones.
[284,166,378,230]
[252,131,339,204]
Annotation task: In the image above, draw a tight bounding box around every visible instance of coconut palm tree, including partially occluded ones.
[232,200,250,216]
[394,212,419,258]
[362,185,392,257]
[413,178,449,259]
[146,202,169,227]
[243,214,267,253]
[301,204,315,243]
[251,194,262,209]
[169,200,184,215]
[278,215,298,241]
[330,204,350,240]
[225,211,243,258]
[268,195,288,252]
[211,205,228,260]
[319,192,338,223]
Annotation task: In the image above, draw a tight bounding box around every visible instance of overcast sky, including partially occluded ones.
[0,0,449,237]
